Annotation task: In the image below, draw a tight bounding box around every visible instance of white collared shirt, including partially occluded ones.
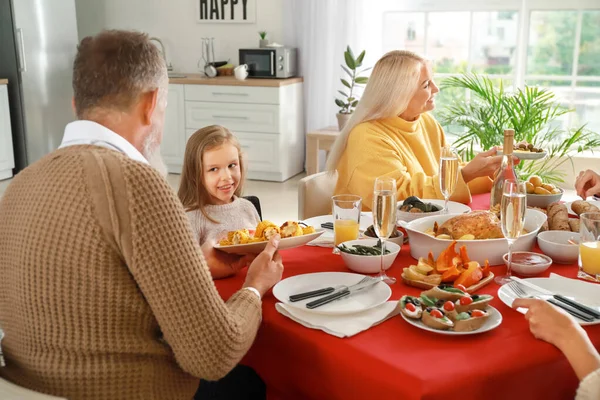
[59,120,149,165]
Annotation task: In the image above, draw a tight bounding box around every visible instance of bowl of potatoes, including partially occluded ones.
[525,175,563,209]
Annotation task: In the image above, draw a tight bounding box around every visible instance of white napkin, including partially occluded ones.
[275,301,400,338]
[307,233,334,248]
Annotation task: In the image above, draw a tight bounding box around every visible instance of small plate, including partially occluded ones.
[214,229,325,254]
[497,149,547,160]
[273,272,392,315]
[400,306,502,335]
[498,277,600,326]
[565,200,600,216]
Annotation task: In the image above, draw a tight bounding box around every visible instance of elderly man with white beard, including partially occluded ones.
[0,30,283,400]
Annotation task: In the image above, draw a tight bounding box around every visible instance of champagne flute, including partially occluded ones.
[373,177,397,284]
[439,146,459,214]
[495,180,527,285]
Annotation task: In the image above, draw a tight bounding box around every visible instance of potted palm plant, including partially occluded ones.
[438,74,600,183]
[335,46,370,131]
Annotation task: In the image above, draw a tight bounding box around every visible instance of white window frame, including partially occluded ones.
[379,0,600,128]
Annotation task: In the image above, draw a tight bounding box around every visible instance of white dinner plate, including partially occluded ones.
[214,229,325,254]
[397,199,471,223]
[498,277,600,326]
[272,272,392,315]
[301,213,374,242]
[400,306,502,335]
[565,200,600,216]
[497,149,547,160]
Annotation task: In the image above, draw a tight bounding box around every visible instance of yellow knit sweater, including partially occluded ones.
[0,146,262,399]
[334,113,491,211]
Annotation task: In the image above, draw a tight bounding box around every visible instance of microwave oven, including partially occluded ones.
[238,47,297,78]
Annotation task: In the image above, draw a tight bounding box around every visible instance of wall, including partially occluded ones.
[74,0,284,73]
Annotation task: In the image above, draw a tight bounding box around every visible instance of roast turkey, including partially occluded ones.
[436,211,503,240]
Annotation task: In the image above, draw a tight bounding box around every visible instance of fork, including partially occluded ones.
[288,276,372,302]
[508,281,594,322]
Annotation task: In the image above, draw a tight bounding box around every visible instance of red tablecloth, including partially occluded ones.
[214,193,600,400]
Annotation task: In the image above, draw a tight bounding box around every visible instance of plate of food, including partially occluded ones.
[401,209,547,265]
[396,196,471,223]
[215,220,324,254]
[497,142,547,160]
[399,293,502,335]
[400,241,494,292]
[566,200,600,216]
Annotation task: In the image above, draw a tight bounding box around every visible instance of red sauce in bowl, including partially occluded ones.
[511,253,550,266]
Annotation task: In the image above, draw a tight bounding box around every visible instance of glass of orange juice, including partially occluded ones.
[579,212,600,283]
[332,195,362,253]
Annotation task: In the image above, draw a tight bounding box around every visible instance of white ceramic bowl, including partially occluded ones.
[503,251,552,276]
[537,231,580,264]
[402,209,547,266]
[338,238,401,274]
[526,188,563,209]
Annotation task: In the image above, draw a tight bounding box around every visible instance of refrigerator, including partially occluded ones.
[0,0,79,172]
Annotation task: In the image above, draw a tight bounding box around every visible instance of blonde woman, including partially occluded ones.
[326,50,508,210]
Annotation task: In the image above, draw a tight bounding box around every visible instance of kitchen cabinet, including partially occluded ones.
[0,84,15,180]
[162,76,304,182]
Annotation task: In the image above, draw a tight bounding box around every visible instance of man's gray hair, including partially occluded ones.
[72,30,167,119]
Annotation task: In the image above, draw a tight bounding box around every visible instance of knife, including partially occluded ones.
[510,277,600,319]
[305,278,380,309]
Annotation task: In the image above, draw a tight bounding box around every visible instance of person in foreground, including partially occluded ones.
[575,169,600,199]
[179,125,260,279]
[326,50,510,210]
[0,30,283,400]
[513,298,600,399]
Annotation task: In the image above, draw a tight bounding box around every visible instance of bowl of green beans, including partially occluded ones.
[337,238,401,274]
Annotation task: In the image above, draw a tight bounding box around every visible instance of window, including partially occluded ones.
[378,1,600,136]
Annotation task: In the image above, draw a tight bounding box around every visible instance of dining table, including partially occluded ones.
[213,193,600,400]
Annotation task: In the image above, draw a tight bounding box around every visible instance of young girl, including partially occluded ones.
[178,125,261,278]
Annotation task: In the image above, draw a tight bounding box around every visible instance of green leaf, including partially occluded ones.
[341,65,354,78]
[355,77,369,84]
[341,79,352,89]
[356,50,366,66]
[335,99,345,107]
[338,90,349,97]
[344,51,356,70]
[346,46,355,60]
[347,97,355,102]
[352,100,359,107]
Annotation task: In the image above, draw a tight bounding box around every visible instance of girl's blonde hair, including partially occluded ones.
[178,125,246,222]
[326,50,426,172]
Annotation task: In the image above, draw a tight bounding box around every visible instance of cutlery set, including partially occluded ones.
[509,277,600,322]
[289,276,381,309]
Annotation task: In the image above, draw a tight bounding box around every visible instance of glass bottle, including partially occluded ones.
[490,129,519,209]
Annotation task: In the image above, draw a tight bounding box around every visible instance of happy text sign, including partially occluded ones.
[198,0,256,23]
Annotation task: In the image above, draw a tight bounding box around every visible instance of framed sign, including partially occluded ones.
[197,0,256,23]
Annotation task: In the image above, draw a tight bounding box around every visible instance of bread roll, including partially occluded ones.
[569,219,580,233]
[547,202,570,231]
[571,200,600,216]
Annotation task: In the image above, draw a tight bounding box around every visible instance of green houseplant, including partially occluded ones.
[258,31,268,47]
[438,74,600,183]
[335,46,370,130]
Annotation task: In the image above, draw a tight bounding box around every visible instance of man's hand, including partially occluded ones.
[243,235,284,297]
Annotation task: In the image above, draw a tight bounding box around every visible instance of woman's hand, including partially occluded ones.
[461,147,519,183]
[244,235,284,297]
[513,298,600,380]
[512,298,581,350]
[575,169,600,199]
